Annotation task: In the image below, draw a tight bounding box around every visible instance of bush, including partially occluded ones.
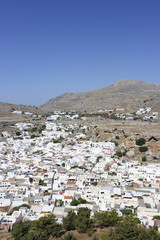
[139,178,143,181]
[116,151,123,157]
[31,127,38,132]
[96,156,103,162]
[70,198,88,206]
[153,216,160,220]
[62,232,77,240]
[102,216,160,240]
[122,209,133,216]
[92,182,98,186]
[142,156,146,161]
[31,134,36,138]
[16,131,21,136]
[136,138,146,146]
[139,146,148,152]
[113,141,118,147]
[39,179,47,186]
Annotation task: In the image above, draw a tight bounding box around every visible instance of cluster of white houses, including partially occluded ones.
[0,121,160,231]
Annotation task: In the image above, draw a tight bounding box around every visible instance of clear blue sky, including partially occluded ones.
[0,0,160,106]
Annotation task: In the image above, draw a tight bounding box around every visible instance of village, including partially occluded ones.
[0,109,160,234]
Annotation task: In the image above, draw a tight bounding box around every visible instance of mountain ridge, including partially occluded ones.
[40,79,160,113]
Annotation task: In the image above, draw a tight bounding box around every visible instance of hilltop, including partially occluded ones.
[40,79,160,113]
[0,79,160,117]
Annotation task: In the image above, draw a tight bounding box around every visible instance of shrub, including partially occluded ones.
[62,232,77,240]
[96,156,103,162]
[139,178,143,181]
[70,198,88,206]
[113,141,118,147]
[136,138,146,146]
[16,131,21,136]
[92,182,98,186]
[39,179,47,186]
[142,156,146,161]
[31,127,38,132]
[153,216,160,220]
[122,209,133,216]
[139,146,148,152]
[116,151,123,157]
[31,134,36,138]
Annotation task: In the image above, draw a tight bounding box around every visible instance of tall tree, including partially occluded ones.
[75,208,94,234]
[63,211,77,231]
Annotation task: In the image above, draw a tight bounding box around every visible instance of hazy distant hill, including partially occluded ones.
[41,79,160,113]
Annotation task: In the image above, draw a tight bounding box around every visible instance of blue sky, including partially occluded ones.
[0,0,160,106]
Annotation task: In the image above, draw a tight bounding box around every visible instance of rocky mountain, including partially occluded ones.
[41,79,160,113]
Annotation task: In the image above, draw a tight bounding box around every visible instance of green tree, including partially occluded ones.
[94,210,120,229]
[153,216,160,220]
[92,182,98,186]
[116,151,123,157]
[142,156,147,162]
[70,199,79,206]
[78,197,88,204]
[16,131,21,136]
[29,177,33,183]
[70,198,88,206]
[31,127,38,132]
[62,162,65,167]
[147,227,160,240]
[12,221,32,240]
[39,179,47,186]
[31,134,36,139]
[63,211,77,231]
[75,208,94,234]
[122,209,133,216]
[31,214,62,239]
[62,232,77,240]
[136,138,146,146]
[42,124,46,130]
[109,216,148,240]
[139,146,148,153]
[21,231,43,240]
[113,141,118,147]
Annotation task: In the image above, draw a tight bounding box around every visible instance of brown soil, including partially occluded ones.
[0,232,12,240]
[50,228,113,240]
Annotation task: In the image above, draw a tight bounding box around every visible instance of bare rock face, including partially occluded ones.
[41,79,160,113]
[126,150,135,158]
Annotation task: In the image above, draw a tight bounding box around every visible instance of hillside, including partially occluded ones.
[40,79,160,113]
[0,102,44,122]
